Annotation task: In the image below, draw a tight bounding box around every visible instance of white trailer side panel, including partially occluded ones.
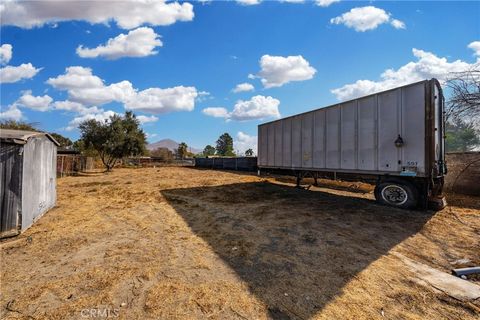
[378,89,400,172]
[267,123,275,166]
[282,118,292,167]
[341,101,357,170]
[401,84,426,173]
[302,113,313,168]
[292,116,302,168]
[313,110,326,168]
[326,108,340,169]
[258,80,429,177]
[274,121,283,167]
[358,96,376,171]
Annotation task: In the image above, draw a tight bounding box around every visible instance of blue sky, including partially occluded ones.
[1,0,479,153]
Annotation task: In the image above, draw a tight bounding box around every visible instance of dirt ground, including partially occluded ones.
[1,167,479,320]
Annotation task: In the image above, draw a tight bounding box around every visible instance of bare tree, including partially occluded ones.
[444,65,480,124]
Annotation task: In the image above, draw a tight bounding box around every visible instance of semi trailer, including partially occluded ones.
[257,79,447,210]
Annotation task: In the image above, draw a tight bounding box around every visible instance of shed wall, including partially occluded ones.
[21,136,57,230]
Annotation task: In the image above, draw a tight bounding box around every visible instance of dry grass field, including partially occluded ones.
[1,167,479,319]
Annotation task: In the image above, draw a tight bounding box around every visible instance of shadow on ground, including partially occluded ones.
[161,181,434,319]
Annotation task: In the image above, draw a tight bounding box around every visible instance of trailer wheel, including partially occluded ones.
[374,180,418,209]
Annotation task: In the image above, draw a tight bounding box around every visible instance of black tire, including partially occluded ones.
[374,179,419,209]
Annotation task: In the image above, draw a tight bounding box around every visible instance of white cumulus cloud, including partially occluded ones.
[276,0,340,4]
[231,95,281,120]
[15,91,53,111]
[0,0,194,29]
[54,100,89,113]
[234,131,257,155]
[257,55,316,88]
[53,100,102,115]
[202,107,230,118]
[468,41,480,58]
[0,44,12,64]
[125,86,198,114]
[47,66,200,114]
[331,45,478,101]
[65,110,118,131]
[330,6,405,32]
[52,100,119,131]
[236,0,261,5]
[315,0,340,7]
[203,95,280,121]
[137,115,159,124]
[0,63,41,83]
[0,105,23,121]
[46,66,104,89]
[68,80,136,106]
[390,19,406,30]
[77,27,163,59]
[232,82,254,93]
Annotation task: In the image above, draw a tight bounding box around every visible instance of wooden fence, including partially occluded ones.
[57,155,94,177]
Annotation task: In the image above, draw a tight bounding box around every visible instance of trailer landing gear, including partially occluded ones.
[428,196,447,211]
[295,171,319,189]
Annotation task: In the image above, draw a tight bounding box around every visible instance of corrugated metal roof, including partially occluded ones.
[0,129,60,146]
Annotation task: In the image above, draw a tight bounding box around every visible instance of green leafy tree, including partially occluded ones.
[49,133,73,148]
[79,111,147,171]
[176,142,188,159]
[203,145,216,157]
[445,119,480,152]
[0,120,39,131]
[72,139,84,152]
[245,148,254,156]
[72,139,98,157]
[216,133,235,156]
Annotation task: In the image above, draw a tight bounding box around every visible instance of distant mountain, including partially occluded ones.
[147,139,202,154]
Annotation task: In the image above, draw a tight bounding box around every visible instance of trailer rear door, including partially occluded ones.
[434,81,445,177]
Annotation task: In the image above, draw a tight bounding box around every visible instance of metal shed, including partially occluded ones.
[1,129,59,238]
